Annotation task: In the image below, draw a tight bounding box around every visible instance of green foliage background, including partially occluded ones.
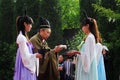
[0,0,120,80]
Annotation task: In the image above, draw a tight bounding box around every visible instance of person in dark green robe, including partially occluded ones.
[30,17,63,80]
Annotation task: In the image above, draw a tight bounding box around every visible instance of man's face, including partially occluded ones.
[40,28,51,40]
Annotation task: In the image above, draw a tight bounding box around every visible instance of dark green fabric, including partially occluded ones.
[30,32,60,80]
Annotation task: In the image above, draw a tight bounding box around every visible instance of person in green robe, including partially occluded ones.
[30,17,64,80]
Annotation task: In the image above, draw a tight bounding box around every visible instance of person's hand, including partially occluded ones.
[53,46,63,53]
[54,45,67,53]
[66,50,80,56]
[72,56,78,64]
[58,66,63,71]
[36,53,43,58]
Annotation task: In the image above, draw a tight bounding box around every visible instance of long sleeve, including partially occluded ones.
[80,33,96,73]
[16,32,37,74]
[96,43,103,65]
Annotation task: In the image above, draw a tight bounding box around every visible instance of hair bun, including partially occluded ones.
[38,17,50,28]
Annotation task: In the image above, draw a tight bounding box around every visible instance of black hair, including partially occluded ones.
[81,10,93,26]
[81,18,94,27]
[81,11,99,43]
[38,17,50,30]
[16,15,34,36]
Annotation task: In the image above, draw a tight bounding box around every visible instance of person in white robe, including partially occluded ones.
[75,17,99,80]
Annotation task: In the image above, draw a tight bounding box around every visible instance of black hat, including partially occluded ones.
[39,17,50,29]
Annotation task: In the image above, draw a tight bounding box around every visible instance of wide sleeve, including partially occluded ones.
[17,34,37,74]
[96,43,103,65]
[80,35,95,73]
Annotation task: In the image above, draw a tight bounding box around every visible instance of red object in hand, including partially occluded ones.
[66,50,80,56]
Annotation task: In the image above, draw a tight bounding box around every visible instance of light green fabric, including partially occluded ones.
[75,44,98,80]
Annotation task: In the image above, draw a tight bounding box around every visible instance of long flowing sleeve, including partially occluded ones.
[80,33,95,73]
[16,32,37,74]
[96,43,103,65]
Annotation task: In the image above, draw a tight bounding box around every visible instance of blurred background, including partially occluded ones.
[0,0,120,80]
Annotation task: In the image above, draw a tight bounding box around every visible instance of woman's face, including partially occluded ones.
[40,28,51,40]
[82,24,89,34]
[24,22,32,32]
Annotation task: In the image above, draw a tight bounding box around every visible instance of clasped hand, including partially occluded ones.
[54,45,67,53]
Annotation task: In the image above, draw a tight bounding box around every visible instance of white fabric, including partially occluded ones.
[64,61,71,76]
[103,45,109,51]
[36,58,39,76]
[66,61,70,76]
[96,43,103,66]
[16,31,38,74]
[80,33,96,73]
